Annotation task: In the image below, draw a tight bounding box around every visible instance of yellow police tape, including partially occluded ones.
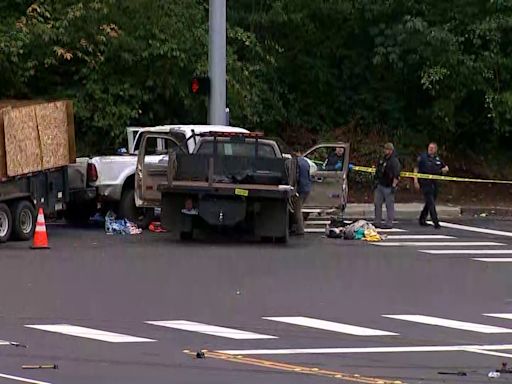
[351,165,512,184]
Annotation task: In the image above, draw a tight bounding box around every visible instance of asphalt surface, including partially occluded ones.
[1,218,512,384]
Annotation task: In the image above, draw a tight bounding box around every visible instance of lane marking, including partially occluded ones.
[420,250,512,254]
[305,228,326,233]
[25,324,155,343]
[473,258,512,262]
[262,316,397,336]
[376,241,504,247]
[483,313,512,320]
[433,221,512,237]
[463,348,512,359]
[382,315,512,333]
[145,320,276,339]
[0,373,52,384]
[385,235,455,239]
[183,350,401,384]
[0,340,9,346]
[217,343,512,355]
[305,220,331,225]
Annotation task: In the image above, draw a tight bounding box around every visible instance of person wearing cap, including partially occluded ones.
[374,143,401,228]
[414,142,449,229]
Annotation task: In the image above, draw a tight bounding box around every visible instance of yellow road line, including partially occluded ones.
[183,350,403,384]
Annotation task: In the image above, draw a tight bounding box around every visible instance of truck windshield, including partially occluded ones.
[196,141,277,158]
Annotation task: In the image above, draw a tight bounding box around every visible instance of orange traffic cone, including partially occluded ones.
[31,207,50,249]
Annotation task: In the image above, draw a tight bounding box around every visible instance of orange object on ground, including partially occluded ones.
[149,222,167,233]
[31,207,50,249]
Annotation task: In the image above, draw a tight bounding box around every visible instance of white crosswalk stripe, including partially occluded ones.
[145,320,277,339]
[421,250,512,254]
[472,258,512,262]
[382,315,512,333]
[483,313,512,320]
[262,316,398,336]
[375,241,504,247]
[25,324,155,343]
[431,222,512,237]
[385,235,455,239]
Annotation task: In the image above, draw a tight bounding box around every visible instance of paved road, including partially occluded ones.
[1,219,512,384]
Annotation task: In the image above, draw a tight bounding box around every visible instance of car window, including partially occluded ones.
[196,141,277,158]
[144,136,182,156]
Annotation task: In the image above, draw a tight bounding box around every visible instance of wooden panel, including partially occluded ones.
[35,101,70,169]
[3,106,42,176]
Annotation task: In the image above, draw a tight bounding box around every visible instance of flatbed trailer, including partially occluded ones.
[0,168,68,243]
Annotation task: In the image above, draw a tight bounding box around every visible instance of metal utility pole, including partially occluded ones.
[208,0,227,125]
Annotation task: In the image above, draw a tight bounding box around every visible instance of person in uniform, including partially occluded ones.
[414,142,449,229]
[374,143,401,228]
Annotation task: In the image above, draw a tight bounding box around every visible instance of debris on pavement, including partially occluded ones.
[437,371,467,376]
[22,364,58,370]
[9,341,27,348]
[497,362,512,374]
[489,371,501,379]
[149,221,167,233]
[195,351,206,359]
[105,211,142,235]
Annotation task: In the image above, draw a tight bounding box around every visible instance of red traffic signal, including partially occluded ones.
[191,76,210,95]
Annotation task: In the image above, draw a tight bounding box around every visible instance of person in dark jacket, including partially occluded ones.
[374,143,401,228]
[414,142,449,229]
[325,147,345,171]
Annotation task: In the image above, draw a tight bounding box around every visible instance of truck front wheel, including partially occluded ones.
[0,203,13,243]
[119,188,154,229]
[11,200,36,241]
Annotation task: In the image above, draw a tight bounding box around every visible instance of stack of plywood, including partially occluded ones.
[0,100,76,180]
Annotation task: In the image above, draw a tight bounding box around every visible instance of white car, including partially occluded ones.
[73,125,249,228]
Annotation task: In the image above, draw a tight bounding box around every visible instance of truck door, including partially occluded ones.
[135,134,184,207]
[301,143,350,213]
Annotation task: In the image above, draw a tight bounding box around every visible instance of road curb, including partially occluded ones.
[341,203,461,220]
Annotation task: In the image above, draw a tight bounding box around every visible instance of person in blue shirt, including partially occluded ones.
[414,142,449,229]
[289,151,312,235]
[297,155,312,204]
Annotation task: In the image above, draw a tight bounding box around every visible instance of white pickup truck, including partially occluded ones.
[73,125,249,228]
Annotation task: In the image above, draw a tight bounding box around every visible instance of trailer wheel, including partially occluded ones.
[119,188,154,229]
[11,200,36,241]
[0,203,13,243]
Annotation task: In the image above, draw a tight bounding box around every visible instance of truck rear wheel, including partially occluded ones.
[0,203,13,243]
[119,188,154,229]
[11,200,36,241]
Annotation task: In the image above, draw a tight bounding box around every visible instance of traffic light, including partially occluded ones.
[191,76,210,95]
